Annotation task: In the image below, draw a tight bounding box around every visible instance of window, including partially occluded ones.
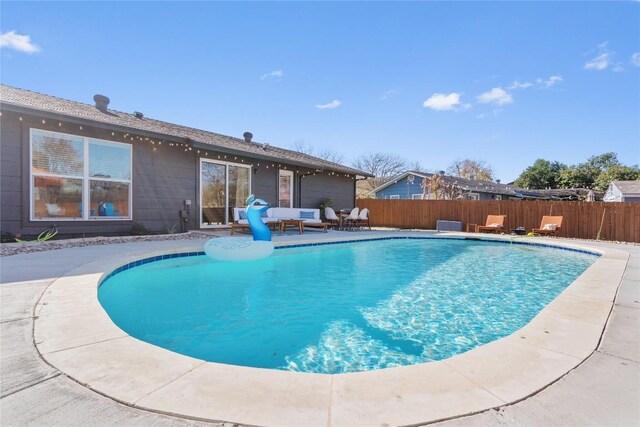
[411,194,423,200]
[278,170,294,208]
[31,129,132,221]
[200,159,251,227]
[389,195,400,199]
[494,195,503,200]
[467,193,480,200]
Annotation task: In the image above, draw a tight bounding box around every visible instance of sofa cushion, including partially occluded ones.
[299,210,315,219]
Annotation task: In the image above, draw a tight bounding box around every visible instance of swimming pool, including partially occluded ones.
[98,238,596,374]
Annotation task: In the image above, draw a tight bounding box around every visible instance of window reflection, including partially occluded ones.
[32,176,83,219]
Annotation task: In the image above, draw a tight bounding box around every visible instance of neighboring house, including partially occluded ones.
[603,181,640,202]
[370,171,523,201]
[370,171,604,201]
[0,85,370,237]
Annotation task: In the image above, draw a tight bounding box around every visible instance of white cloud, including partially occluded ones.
[584,53,611,70]
[539,75,563,88]
[315,99,341,109]
[630,52,640,67]
[584,42,614,70]
[380,89,398,100]
[612,63,625,73]
[507,81,533,90]
[422,92,463,111]
[260,69,283,80]
[0,30,40,53]
[476,87,513,106]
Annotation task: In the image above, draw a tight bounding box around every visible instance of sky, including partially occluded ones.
[1,1,639,182]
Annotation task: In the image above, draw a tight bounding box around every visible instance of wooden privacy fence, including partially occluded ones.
[356,199,640,243]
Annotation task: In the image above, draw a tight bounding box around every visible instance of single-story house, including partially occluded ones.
[603,180,640,202]
[370,171,524,201]
[0,85,370,237]
[370,171,604,201]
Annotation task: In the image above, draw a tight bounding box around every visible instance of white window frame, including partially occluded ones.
[494,195,503,200]
[389,195,400,199]
[467,192,480,200]
[411,194,423,200]
[30,128,132,221]
[199,158,252,228]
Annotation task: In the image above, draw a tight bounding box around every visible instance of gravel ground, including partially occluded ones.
[0,231,214,257]
[1,228,635,257]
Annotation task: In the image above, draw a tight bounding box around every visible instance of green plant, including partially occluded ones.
[165,224,179,234]
[319,197,333,211]
[130,222,153,236]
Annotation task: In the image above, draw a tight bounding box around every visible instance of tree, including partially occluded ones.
[409,160,426,173]
[557,164,599,189]
[586,152,620,171]
[289,141,345,164]
[556,152,630,189]
[446,159,494,181]
[352,152,408,194]
[514,159,567,189]
[593,165,640,191]
[421,174,462,200]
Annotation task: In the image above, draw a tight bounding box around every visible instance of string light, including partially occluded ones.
[12,116,354,178]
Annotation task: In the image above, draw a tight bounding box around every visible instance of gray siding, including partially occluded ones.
[0,109,356,237]
[251,165,278,205]
[300,173,355,210]
[1,115,22,235]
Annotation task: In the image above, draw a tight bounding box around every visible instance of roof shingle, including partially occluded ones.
[0,84,370,176]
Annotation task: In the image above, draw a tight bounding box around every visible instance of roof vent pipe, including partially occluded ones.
[496,179,501,184]
[439,170,445,176]
[243,132,253,143]
[134,111,144,119]
[93,94,110,112]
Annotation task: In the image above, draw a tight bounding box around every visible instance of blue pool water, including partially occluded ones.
[98,238,596,374]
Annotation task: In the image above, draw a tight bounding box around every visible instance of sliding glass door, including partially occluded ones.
[200,159,250,228]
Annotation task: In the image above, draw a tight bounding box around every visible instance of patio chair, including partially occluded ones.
[476,215,506,234]
[342,207,360,231]
[532,215,563,236]
[324,207,340,229]
[356,208,371,230]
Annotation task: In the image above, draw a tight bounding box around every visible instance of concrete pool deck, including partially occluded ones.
[1,230,639,426]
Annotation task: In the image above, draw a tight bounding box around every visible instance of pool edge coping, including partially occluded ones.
[32,232,628,426]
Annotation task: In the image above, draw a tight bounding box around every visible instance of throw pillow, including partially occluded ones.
[300,211,315,219]
[238,210,247,220]
[489,223,503,227]
[543,223,557,231]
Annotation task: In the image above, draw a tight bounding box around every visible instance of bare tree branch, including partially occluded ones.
[446,159,495,181]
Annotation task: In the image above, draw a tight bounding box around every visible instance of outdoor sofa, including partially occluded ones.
[231,207,328,234]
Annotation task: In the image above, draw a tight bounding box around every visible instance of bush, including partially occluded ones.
[1,232,16,243]
[319,197,333,211]
[130,222,153,236]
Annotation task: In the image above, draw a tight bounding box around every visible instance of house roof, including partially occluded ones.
[369,171,605,200]
[0,84,371,177]
[369,170,524,197]
[611,180,640,195]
